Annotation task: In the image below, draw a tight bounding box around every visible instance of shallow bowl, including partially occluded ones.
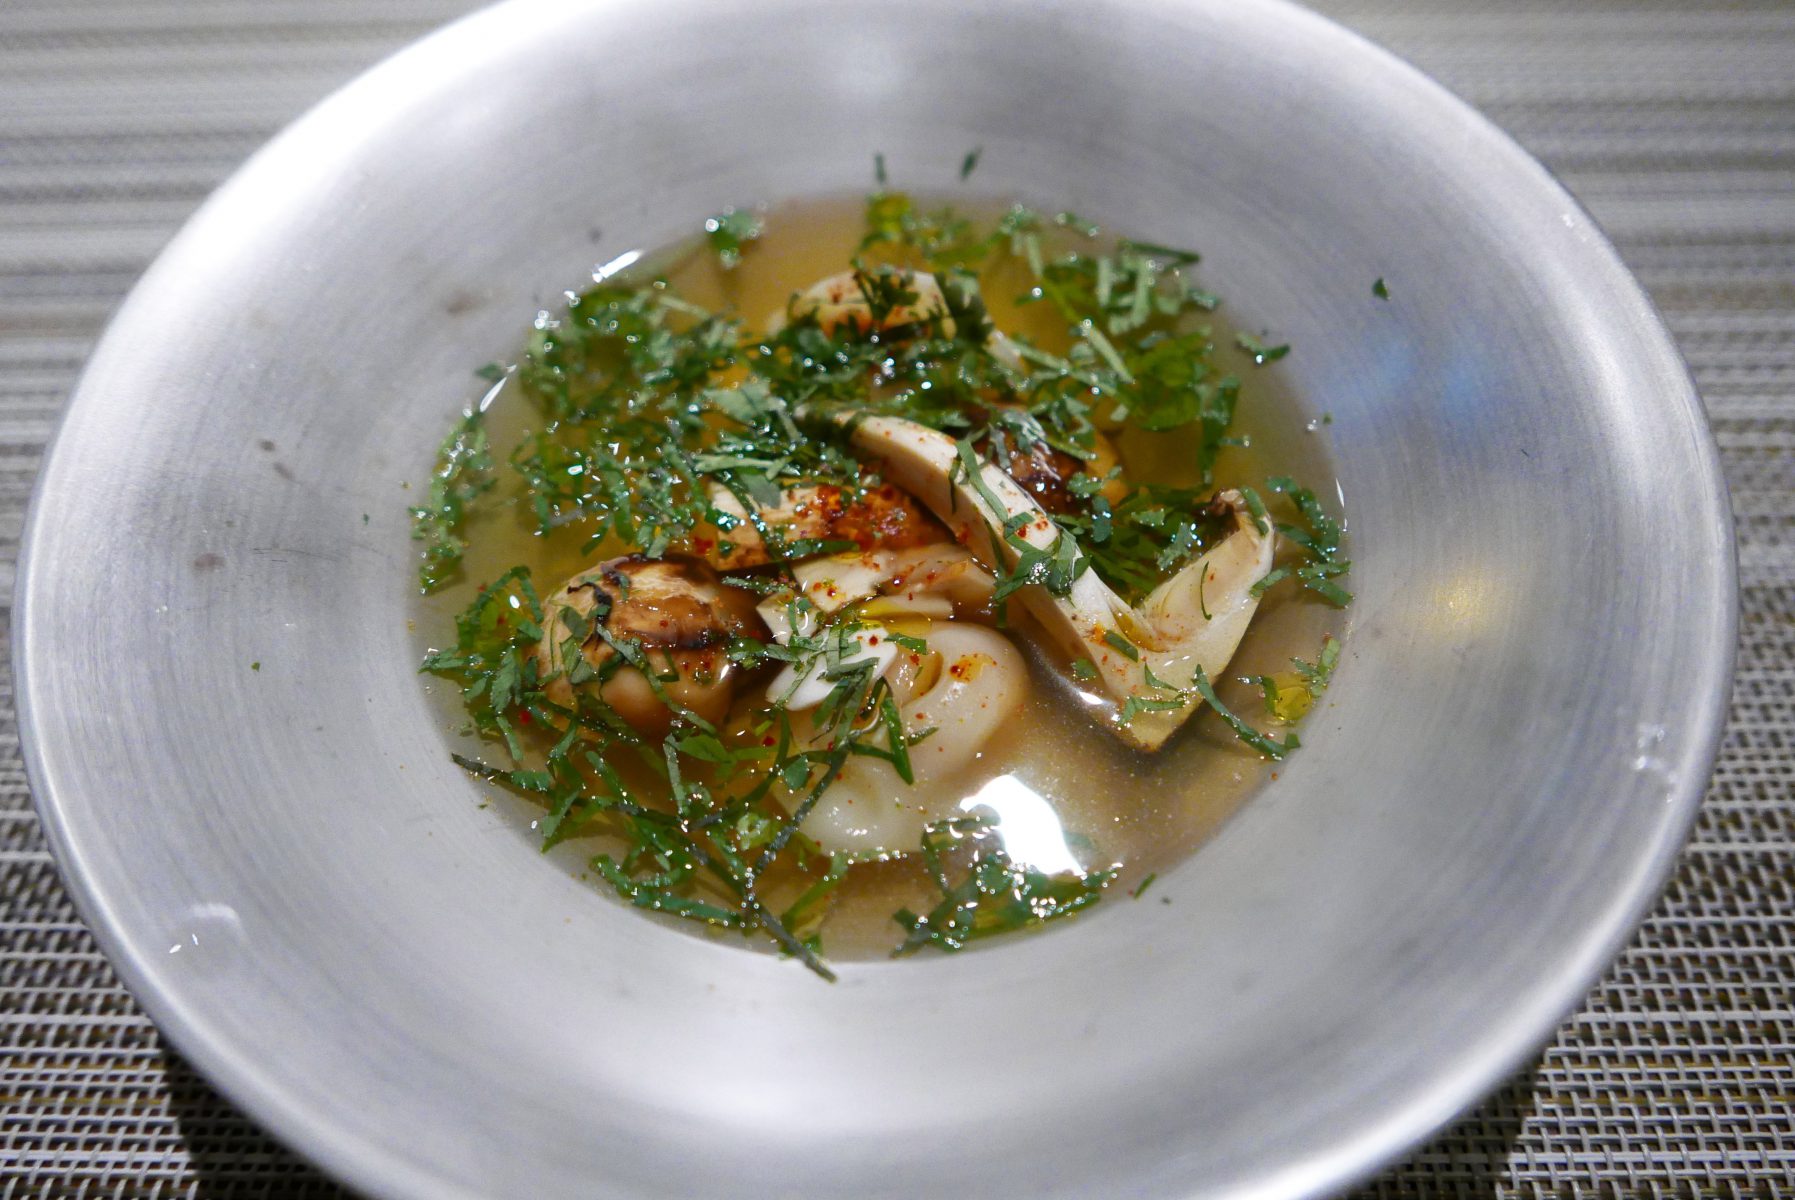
[16,0,1735,1196]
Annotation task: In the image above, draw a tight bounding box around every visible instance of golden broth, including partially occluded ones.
[414,194,1346,961]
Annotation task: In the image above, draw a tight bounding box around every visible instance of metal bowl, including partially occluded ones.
[15,0,1735,1196]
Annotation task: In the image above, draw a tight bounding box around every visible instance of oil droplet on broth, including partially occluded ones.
[412,193,1345,961]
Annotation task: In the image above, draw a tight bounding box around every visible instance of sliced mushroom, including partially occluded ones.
[980,425,1129,513]
[535,555,763,739]
[750,539,998,700]
[696,481,945,571]
[777,266,1025,369]
[784,267,956,339]
[841,415,1276,752]
[784,542,996,620]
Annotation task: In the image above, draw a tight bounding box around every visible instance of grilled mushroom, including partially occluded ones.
[779,266,1025,368]
[841,414,1276,752]
[696,481,946,571]
[535,555,763,738]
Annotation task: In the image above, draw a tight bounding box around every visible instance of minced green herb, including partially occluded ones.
[410,410,493,591]
[704,208,763,269]
[1235,332,1289,365]
[1254,633,1343,725]
[1294,634,1342,695]
[893,815,1113,955]
[1266,476,1353,607]
[1192,666,1299,761]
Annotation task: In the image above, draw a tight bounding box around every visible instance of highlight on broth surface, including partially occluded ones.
[414,184,1350,979]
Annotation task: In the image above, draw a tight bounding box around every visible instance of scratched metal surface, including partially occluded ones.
[1,1,1789,1195]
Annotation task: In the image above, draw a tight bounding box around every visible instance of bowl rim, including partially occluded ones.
[14,0,1737,1197]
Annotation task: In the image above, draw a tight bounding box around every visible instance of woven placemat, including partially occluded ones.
[3,1,1790,1195]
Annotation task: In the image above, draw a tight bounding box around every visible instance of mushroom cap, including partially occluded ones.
[696,481,946,571]
[536,555,764,738]
[781,267,955,340]
[774,266,1026,371]
[980,425,1128,514]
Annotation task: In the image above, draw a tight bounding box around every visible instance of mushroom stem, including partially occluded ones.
[841,414,1276,751]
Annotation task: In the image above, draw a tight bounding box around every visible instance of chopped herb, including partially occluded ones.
[704,208,763,269]
[410,409,493,592]
[1249,565,1291,597]
[1192,666,1298,760]
[1373,277,1390,300]
[1293,634,1342,696]
[1056,211,1102,239]
[1254,633,1344,726]
[1264,476,1353,607]
[1131,872,1157,899]
[1235,332,1289,365]
[1102,629,1140,661]
[1116,692,1185,726]
[1237,485,1270,536]
[893,816,1112,956]
[959,146,982,181]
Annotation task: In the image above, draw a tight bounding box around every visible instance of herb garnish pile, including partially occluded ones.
[413,186,1350,979]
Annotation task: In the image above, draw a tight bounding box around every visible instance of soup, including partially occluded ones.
[412,190,1349,977]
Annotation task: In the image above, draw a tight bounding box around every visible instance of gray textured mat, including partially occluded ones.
[2,1,1790,1195]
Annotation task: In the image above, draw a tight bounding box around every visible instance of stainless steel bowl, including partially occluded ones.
[15,0,1735,1196]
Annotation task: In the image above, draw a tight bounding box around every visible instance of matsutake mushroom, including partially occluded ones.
[535,555,763,739]
[776,542,997,626]
[841,414,1276,752]
[696,480,945,571]
[777,265,1026,369]
[979,424,1129,513]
